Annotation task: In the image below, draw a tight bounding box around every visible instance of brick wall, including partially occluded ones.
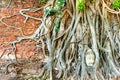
[0,0,45,59]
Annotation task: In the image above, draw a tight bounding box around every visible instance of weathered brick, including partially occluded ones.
[0,0,44,59]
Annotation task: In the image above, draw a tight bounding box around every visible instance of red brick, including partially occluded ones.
[0,0,44,59]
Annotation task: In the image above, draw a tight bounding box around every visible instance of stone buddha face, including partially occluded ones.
[85,49,95,66]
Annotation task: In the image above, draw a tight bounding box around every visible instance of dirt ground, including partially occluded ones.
[0,58,45,80]
[0,60,120,80]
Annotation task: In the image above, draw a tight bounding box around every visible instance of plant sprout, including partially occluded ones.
[77,0,86,11]
[112,0,120,9]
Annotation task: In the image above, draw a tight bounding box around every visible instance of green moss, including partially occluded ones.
[77,0,86,11]
[43,0,65,32]
[112,0,120,9]
[56,0,66,7]
[44,0,65,16]
[40,0,47,3]
[44,8,57,16]
[54,0,66,10]
[90,0,94,3]
[54,18,62,32]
